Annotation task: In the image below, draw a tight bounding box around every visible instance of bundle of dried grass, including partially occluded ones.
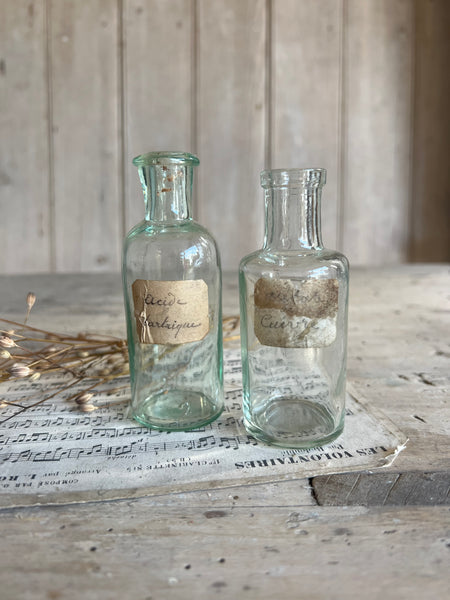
[0,293,239,424]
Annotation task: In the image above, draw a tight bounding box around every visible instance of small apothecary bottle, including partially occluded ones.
[239,168,349,448]
[122,151,224,431]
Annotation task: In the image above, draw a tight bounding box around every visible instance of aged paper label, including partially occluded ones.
[132,279,209,344]
[254,277,338,348]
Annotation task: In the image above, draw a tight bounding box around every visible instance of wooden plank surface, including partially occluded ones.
[410,0,450,261]
[341,0,414,265]
[312,472,450,506]
[1,501,448,599]
[196,0,266,270]
[1,1,449,274]
[0,265,449,598]
[123,0,194,230]
[271,0,343,250]
[0,265,448,474]
[50,0,121,271]
[347,265,450,474]
[0,0,51,273]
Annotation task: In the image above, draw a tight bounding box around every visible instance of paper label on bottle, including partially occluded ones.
[132,279,209,345]
[253,277,338,348]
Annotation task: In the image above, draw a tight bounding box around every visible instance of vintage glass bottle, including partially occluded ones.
[239,168,349,448]
[122,151,224,430]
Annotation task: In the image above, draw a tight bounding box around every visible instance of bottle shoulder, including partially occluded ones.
[124,220,148,239]
[124,219,218,246]
[122,219,221,272]
[239,247,349,278]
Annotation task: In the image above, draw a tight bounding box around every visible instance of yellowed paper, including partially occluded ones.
[254,278,338,348]
[132,279,209,344]
[0,349,407,508]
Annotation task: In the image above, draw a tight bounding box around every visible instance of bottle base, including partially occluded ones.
[244,397,344,449]
[132,389,223,432]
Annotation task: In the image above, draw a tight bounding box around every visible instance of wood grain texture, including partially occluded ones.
[0,0,51,273]
[0,1,449,274]
[342,0,414,265]
[123,0,194,231]
[346,265,450,474]
[0,266,449,598]
[410,0,450,261]
[271,0,343,250]
[0,265,448,472]
[50,0,121,271]
[1,502,448,599]
[312,472,450,506]
[196,0,266,271]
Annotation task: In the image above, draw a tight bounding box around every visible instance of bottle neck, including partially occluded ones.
[264,185,323,251]
[138,164,193,222]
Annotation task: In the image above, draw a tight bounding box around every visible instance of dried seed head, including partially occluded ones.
[77,351,90,358]
[79,404,98,412]
[26,292,36,310]
[8,363,33,378]
[29,372,41,381]
[107,356,122,365]
[111,366,125,375]
[0,336,16,349]
[0,350,11,359]
[75,392,94,405]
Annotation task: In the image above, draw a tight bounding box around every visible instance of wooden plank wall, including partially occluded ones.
[0,0,448,274]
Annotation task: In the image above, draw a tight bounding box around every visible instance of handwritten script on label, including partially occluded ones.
[254,278,338,348]
[132,279,209,344]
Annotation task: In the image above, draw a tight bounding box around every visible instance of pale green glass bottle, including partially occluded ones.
[122,151,224,430]
[239,168,349,448]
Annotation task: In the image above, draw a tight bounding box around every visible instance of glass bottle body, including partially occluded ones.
[122,152,224,431]
[239,169,349,449]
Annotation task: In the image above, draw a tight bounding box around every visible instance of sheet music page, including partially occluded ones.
[0,349,406,507]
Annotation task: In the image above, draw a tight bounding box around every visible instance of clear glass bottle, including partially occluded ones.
[239,168,349,448]
[122,151,224,430]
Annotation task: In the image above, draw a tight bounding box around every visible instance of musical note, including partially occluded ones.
[195,435,216,450]
[0,346,383,507]
[29,432,51,443]
[219,436,239,450]
[114,443,135,457]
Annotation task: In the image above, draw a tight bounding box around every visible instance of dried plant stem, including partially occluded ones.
[0,318,125,345]
[0,378,84,425]
[1,399,27,408]
[0,311,240,422]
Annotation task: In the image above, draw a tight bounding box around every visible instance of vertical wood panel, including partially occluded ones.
[342,0,414,265]
[123,0,194,231]
[50,0,121,271]
[197,0,266,271]
[271,0,343,250]
[411,0,450,262]
[1,1,448,274]
[0,0,50,273]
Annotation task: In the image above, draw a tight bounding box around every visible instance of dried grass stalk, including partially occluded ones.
[0,294,240,423]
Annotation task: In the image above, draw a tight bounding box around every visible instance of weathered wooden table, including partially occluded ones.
[0,265,449,599]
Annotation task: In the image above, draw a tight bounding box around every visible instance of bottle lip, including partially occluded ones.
[261,168,326,188]
[132,151,200,167]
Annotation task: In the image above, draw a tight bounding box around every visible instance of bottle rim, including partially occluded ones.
[132,151,200,167]
[261,168,326,188]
